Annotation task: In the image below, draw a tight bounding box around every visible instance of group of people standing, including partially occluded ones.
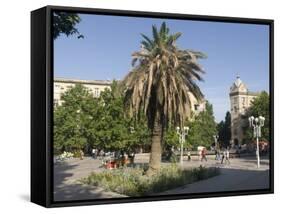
[91,148,107,159]
[196,147,231,164]
[215,148,231,164]
[92,147,231,165]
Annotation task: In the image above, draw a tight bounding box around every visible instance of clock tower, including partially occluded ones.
[229,76,258,146]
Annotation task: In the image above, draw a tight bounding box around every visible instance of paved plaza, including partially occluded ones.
[54,154,270,201]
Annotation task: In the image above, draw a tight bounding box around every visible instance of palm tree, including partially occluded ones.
[121,22,206,175]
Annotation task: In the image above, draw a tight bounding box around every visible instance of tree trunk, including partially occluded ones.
[146,114,163,176]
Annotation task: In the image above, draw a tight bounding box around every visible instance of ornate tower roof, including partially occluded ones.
[234,76,242,87]
[230,76,248,94]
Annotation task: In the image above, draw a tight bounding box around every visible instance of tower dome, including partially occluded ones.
[235,76,242,87]
[230,76,247,93]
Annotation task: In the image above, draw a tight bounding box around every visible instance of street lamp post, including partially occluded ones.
[176,126,189,165]
[248,116,265,168]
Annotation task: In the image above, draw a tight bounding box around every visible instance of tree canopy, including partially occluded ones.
[244,91,270,142]
[91,81,150,152]
[54,82,150,154]
[54,84,95,153]
[53,12,83,39]
[186,101,217,149]
[122,22,207,129]
[217,111,231,148]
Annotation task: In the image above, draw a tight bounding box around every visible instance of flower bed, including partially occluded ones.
[55,151,74,162]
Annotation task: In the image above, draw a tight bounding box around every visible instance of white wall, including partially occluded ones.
[0,0,279,213]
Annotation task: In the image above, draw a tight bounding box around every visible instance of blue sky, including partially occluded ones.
[54,14,270,122]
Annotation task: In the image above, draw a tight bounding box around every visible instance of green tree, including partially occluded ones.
[54,82,150,155]
[127,113,151,153]
[121,22,206,174]
[54,84,96,153]
[244,91,270,142]
[90,81,150,152]
[163,127,178,149]
[217,111,231,148]
[53,12,83,39]
[217,121,224,146]
[186,101,217,149]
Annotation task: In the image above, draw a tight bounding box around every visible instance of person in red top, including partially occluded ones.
[201,148,207,162]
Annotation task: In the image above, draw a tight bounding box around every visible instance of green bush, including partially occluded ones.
[169,153,180,163]
[81,164,220,196]
[73,150,82,158]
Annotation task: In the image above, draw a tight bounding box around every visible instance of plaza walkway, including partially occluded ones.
[54,157,125,201]
[160,166,269,195]
[54,155,270,201]
[156,155,270,195]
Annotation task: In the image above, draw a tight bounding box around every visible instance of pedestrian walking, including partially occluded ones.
[187,151,191,161]
[237,145,241,158]
[79,149,84,160]
[99,149,104,157]
[221,149,226,164]
[92,148,96,159]
[201,148,207,162]
[225,148,230,164]
[215,149,221,161]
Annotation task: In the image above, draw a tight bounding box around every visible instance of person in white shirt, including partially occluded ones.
[92,148,96,159]
[225,148,230,164]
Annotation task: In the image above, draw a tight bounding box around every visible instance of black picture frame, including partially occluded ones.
[31,5,274,208]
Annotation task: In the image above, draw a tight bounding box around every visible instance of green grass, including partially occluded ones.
[81,164,220,197]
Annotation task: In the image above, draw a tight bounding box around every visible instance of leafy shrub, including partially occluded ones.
[169,153,180,163]
[73,150,82,158]
[81,164,220,196]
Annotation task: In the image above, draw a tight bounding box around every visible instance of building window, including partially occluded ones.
[54,99,59,107]
[242,97,246,106]
[94,88,99,97]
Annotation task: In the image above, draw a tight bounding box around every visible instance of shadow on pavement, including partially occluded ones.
[242,159,269,165]
[54,162,78,188]
[156,167,270,196]
[53,161,124,201]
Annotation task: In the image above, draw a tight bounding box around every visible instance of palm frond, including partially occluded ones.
[122,22,206,128]
[152,25,160,45]
[141,33,154,49]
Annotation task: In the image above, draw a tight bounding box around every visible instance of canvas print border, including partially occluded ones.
[31,5,274,208]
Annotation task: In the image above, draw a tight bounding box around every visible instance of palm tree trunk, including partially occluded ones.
[146,114,163,176]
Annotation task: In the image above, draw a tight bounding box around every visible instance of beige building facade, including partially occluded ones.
[229,77,259,146]
[54,77,205,115]
[188,92,206,116]
[54,78,112,106]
